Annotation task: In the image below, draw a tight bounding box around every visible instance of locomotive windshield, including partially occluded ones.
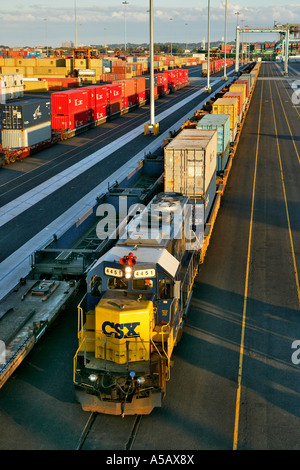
[133,279,154,291]
[108,278,129,289]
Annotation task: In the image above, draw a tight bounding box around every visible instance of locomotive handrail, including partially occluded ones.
[77,294,87,335]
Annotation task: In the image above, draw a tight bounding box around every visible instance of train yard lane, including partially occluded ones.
[3,61,300,451]
[130,61,300,450]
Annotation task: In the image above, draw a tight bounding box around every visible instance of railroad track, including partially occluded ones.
[76,412,142,450]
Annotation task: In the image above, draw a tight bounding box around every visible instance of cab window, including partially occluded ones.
[159,278,171,299]
[133,279,153,291]
[108,277,128,290]
[90,275,102,296]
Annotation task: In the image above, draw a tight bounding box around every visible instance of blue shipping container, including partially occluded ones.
[197,114,230,155]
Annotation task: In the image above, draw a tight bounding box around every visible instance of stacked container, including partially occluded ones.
[229,83,247,110]
[156,73,168,95]
[235,79,249,101]
[196,114,230,174]
[84,85,107,122]
[223,91,243,123]
[164,128,217,223]
[51,89,90,131]
[135,77,146,104]
[1,98,51,148]
[239,74,254,92]
[212,98,238,143]
[106,83,123,115]
[112,78,136,109]
[0,74,24,101]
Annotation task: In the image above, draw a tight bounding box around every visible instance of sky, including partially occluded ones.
[0,1,299,48]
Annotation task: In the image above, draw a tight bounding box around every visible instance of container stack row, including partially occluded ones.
[51,87,107,131]
[163,64,260,223]
[201,58,235,77]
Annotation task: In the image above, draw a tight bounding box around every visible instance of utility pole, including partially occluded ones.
[144,0,159,135]
[74,0,77,48]
[170,17,174,55]
[223,0,227,80]
[205,0,211,93]
[122,1,129,58]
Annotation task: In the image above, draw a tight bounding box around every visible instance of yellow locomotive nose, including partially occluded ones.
[95,294,154,364]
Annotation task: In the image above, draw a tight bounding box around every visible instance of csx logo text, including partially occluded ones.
[102,321,140,339]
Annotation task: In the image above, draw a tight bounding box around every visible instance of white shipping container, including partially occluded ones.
[15,74,23,86]
[1,121,52,149]
[164,129,217,196]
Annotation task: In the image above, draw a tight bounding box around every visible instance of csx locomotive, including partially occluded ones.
[73,193,202,415]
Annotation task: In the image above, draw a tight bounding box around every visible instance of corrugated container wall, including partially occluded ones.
[196,114,230,155]
[1,98,51,129]
[51,89,89,115]
[212,97,238,133]
[164,128,217,197]
[223,91,243,116]
[1,121,52,148]
[229,84,247,105]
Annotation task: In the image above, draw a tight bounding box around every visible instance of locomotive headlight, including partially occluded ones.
[137,376,145,385]
[125,267,132,279]
[88,373,98,382]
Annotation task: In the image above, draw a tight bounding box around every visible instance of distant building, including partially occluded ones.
[62,41,75,48]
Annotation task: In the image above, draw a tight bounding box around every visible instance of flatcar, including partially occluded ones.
[73,192,202,416]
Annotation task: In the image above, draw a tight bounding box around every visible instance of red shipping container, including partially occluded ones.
[223,92,243,115]
[51,89,89,115]
[122,94,136,108]
[82,85,108,108]
[107,100,122,115]
[51,110,89,130]
[136,91,146,104]
[95,86,107,105]
[135,77,146,93]
[89,105,107,121]
[235,79,249,97]
[83,86,96,108]
[182,70,189,83]
[106,84,123,103]
[113,79,136,98]
[157,84,168,94]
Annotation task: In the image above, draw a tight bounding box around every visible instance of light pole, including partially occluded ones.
[245,25,249,63]
[104,27,107,52]
[169,17,174,55]
[235,11,240,74]
[241,19,244,66]
[223,0,227,80]
[144,0,159,135]
[74,0,77,48]
[185,23,188,56]
[205,0,211,93]
[122,1,129,58]
[44,18,48,57]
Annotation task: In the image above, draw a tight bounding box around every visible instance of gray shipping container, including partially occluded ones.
[164,129,217,197]
[1,121,52,149]
[1,98,51,130]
